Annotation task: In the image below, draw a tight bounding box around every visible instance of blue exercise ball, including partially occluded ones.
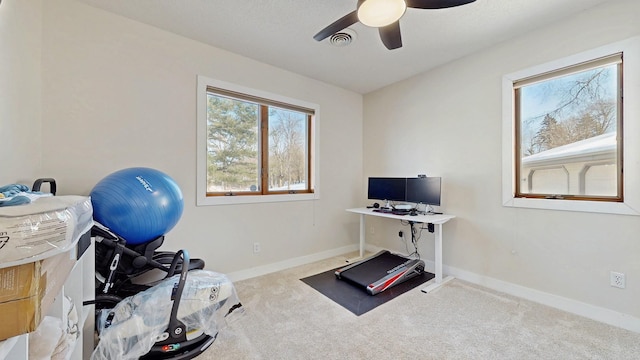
[90,167,184,245]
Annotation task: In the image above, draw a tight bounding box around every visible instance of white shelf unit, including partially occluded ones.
[0,239,95,360]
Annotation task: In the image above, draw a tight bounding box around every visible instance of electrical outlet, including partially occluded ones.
[253,242,261,254]
[610,271,625,289]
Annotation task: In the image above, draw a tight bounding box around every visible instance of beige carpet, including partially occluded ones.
[202,253,640,359]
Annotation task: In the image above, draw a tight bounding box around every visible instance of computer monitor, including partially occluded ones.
[367,177,406,204]
[405,177,441,206]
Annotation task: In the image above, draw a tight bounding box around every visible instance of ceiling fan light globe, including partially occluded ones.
[357,0,407,28]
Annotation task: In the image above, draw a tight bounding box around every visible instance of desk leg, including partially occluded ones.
[421,223,454,293]
[359,214,365,258]
[435,223,443,283]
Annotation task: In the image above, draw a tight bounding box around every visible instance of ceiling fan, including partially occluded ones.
[313,0,476,50]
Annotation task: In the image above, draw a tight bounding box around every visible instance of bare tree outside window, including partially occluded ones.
[521,67,617,155]
[268,108,308,191]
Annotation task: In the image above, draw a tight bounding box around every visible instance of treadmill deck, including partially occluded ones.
[335,250,425,295]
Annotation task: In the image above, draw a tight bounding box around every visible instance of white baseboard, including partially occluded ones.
[444,264,640,334]
[226,244,358,282]
[227,244,640,333]
[368,244,640,332]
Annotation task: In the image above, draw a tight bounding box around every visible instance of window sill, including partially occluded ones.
[197,192,318,206]
[502,197,639,216]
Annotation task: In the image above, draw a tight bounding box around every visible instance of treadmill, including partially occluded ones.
[335,250,425,295]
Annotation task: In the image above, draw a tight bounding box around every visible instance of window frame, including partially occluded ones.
[502,36,640,215]
[197,76,320,206]
[513,53,623,202]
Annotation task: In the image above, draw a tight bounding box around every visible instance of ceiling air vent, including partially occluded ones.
[329,28,357,47]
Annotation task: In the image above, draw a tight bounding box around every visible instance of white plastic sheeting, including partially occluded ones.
[91,270,243,360]
[0,195,93,267]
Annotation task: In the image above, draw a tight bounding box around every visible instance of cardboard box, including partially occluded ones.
[0,250,76,340]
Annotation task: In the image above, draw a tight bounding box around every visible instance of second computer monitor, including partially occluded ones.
[405,177,441,206]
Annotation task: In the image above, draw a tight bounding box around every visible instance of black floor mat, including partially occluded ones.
[300,267,434,316]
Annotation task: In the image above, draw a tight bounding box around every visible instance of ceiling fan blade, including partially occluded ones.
[406,0,476,9]
[313,11,359,41]
[379,22,402,50]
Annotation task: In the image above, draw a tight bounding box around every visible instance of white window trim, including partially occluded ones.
[196,75,320,206]
[502,36,640,216]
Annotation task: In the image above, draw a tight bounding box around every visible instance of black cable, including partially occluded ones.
[411,222,421,260]
[399,220,421,260]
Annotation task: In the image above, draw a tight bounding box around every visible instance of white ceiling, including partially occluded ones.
[75,0,615,94]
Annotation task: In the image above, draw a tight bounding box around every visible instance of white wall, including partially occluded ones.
[0,0,42,185]
[38,0,363,274]
[363,0,640,324]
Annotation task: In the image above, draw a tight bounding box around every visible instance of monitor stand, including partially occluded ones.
[382,199,392,209]
[416,203,436,214]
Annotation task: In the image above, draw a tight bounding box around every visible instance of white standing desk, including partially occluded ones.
[346,207,456,293]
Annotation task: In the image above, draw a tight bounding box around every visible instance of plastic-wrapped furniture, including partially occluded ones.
[0,178,95,360]
[90,224,243,360]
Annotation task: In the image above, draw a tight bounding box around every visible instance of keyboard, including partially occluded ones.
[372,209,409,216]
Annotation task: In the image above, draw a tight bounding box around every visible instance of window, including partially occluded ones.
[502,37,640,215]
[514,53,622,202]
[197,76,319,205]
